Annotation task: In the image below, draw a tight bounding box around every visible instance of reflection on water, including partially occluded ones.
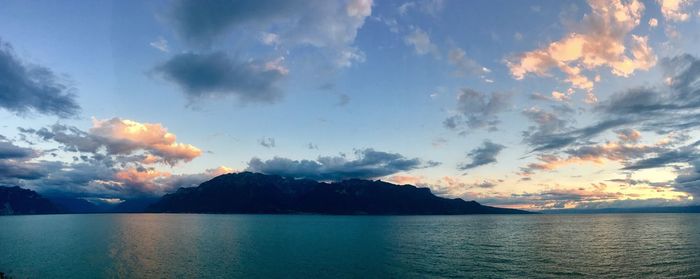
[1,214,700,278]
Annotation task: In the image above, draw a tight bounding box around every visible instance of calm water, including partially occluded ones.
[1,214,699,278]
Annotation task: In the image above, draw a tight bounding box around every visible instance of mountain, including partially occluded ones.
[48,197,160,213]
[148,172,531,215]
[109,197,159,213]
[541,206,700,214]
[0,186,61,215]
[49,197,103,213]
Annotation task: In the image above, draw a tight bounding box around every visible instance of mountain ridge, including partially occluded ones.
[0,186,61,215]
[148,172,532,215]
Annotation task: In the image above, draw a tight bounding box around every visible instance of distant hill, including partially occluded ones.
[0,186,61,215]
[542,206,700,214]
[47,197,159,213]
[109,197,159,213]
[49,197,103,213]
[148,172,531,215]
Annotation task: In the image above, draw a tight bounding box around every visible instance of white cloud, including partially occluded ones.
[149,37,169,52]
[448,47,489,76]
[404,28,439,56]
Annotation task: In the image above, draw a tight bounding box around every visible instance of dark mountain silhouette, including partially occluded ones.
[49,197,103,213]
[109,197,159,213]
[48,197,159,213]
[148,172,531,214]
[0,186,61,215]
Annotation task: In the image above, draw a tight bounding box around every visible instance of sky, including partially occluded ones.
[1,0,700,210]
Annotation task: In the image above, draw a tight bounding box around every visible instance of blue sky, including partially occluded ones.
[1,0,700,209]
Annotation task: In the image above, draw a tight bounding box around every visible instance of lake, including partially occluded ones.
[1,214,699,278]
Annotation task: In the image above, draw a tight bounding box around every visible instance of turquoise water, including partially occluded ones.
[1,214,699,278]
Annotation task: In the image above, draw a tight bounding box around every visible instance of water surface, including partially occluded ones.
[1,214,699,278]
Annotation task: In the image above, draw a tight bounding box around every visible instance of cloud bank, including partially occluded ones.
[247,148,439,181]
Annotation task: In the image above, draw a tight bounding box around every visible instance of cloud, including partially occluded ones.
[336,94,351,106]
[404,28,439,56]
[507,0,655,96]
[0,160,52,182]
[258,137,276,148]
[398,0,445,16]
[91,118,202,165]
[443,88,512,132]
[25,162,233,198]
[168,0,372,68]
[246,148,439,181]
[22,117,202,166]
[0,138,45,181]
[0,135,230,198]
[673,159,700,199]
[3,119,225,199]
[0,140,34,159]
[431,137,448,148]
[622,140,700,170]
[658,0,693,22]
[149,37,169,52]
[528,54,700,153]
[615,128,641,143]
[459,140,505,170]
[154,51,286,104]
[0,38,80,117]
[521,106,573,147]
[648,18,659,27]
[448,47,490,77]
[510,185,625,208]
[522,132,675,174]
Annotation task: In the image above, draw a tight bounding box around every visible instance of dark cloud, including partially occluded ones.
[168,0,297,45]
[246,148,439,181]
[0,138,47,182]
[336,94,351,106]
[0,38,79,117]
[0,140,34,159]
[469,180,497,189]
[167,0,371,67]
[673,160,700,199]
[444,88,511,132]
[526,54,700,153]
[528,118,632,153]
[154,52,285,104]
[459,140,505,170]
[0,160,51,182]
[521,107,573,148]
[258,137,276,148]
[607,178,669,187]
[622,141,700,170]
[306,142,319,150]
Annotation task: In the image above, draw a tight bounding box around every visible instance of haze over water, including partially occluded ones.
[2,214,699,278]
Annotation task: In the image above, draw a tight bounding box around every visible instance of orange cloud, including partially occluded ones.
[523,136,665,174]
[206,166,236,176]
[114,167,172,193]
[91,117,202,166]
[507,0,656,99]
[658,0,692,22]
[387,174,425,185]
